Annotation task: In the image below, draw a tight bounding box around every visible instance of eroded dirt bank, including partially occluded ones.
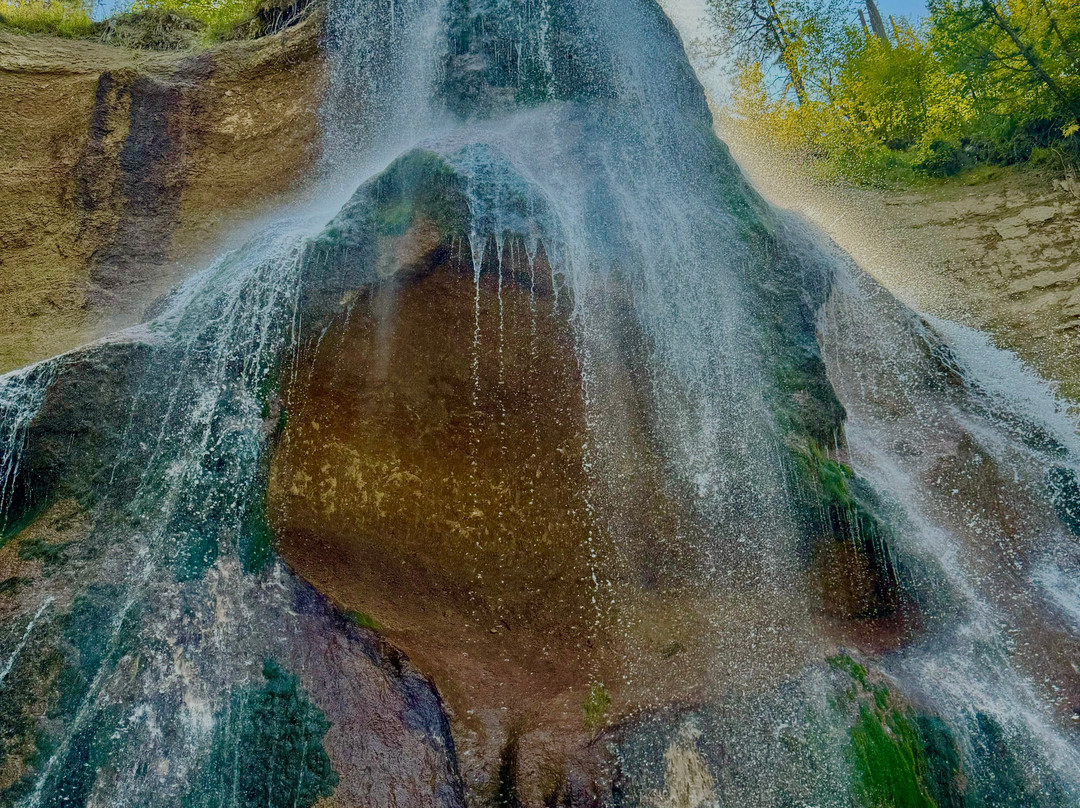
[724,131,1080,402]
[0,18,325,373]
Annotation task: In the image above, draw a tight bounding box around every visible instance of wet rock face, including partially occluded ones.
[272,207,735,799]
[262,164,876,801]
[0,19,325,373]
[272,244,609,801]
[1,340,154,531]
[0,345,468,807]
[76,70,190,312]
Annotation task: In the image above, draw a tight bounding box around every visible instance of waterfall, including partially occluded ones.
[1,0,1079,805]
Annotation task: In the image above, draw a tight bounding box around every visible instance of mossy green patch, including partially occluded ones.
[52,585,141,719]
[346,610,381,632]
[0,497,49,552]
[583,681,611,730]
[11,586,142,805]
[828,653,869,688]
[851,701,937,808]
[376,201,417,238]
[830,655,965,808]
[0,621,65,806]
[31,708,122,807]
[0,576,30,596]
[308,149,469,287]
[794,441,885,547]
[370,150,470,241]
[914,715,964,808]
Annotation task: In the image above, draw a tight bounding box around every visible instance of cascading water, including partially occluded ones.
[1,0,1079,805]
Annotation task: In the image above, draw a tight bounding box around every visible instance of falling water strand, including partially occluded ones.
[0,596,53,687]
[0,364,54,535]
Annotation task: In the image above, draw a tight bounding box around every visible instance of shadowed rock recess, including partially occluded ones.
[2,0,1080,806]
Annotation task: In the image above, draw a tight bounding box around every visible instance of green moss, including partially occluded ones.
[14,587,142,805]
[851,700,936,808]
[792,440,908,621]
[32,709,122,807]
[53,585,140,719]
[183,659,338,808]
[310,150,470,282]
[828,653,868,688]
[165,362,282,580]
[583,681,611,730]
[771,350,848,447]
[0,498,48,551]
[0,623,64,805]
[794,441,882,543]
[0,576,30,596]
[372,151,470,241]
[914,716,964,808]
[831,658,965,808]
[376,201,416,238]
[346,610,381,632]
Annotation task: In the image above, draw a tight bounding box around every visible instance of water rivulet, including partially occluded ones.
[2,0,1080,805]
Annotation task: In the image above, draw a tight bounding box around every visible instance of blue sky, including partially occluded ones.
[881,0,930,20]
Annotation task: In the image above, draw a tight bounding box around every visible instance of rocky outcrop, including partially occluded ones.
[0,18,324,374]
[724,133,1080,402]
[4,0,1079,802]
[261,148,931,802]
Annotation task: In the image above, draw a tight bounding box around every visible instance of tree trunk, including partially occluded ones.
[865,0,890,44]
[766,0,809,104]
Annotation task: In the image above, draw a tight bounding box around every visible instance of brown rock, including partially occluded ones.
[0,18,325,373]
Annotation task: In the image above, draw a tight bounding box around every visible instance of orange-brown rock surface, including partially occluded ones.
[267,234,852,799]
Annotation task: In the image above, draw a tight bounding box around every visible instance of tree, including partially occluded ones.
[929,0,1080,126]
[706,0,853,105]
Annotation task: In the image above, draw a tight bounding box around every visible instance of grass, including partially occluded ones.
[0,0,93,37]
[0,0,265,45]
